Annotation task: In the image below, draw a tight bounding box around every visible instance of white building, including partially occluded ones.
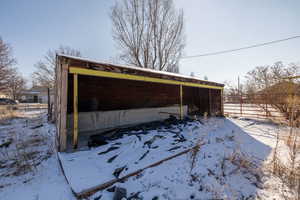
[20,86,53,103]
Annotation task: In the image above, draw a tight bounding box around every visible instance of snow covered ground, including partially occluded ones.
[0,110,75,200]
[0,110,292,200]
[87,118,284,200]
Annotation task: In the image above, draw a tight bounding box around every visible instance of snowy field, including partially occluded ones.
[0,110,75,200]
[87,118,287,200]
[0,110,292,200]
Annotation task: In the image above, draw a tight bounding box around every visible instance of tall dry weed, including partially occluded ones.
[269,94,300,199]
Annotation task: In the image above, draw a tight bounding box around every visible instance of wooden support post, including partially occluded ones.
[73,73,78,149]
[47,87,50,121]
[221,89,224,116]
[180,85,183,120]
[240,94,243,116]
[59,61,69,152]
[208,89,212,116]
[238,76,242,116]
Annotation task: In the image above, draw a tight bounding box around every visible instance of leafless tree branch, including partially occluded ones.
[111,0,185,73]
[32,46,81,88]
[0,37,17,91]
[6,68,27,100]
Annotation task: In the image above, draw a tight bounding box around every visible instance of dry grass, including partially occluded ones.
[189,140,203,172]
[268,98,300,199]
[188,131,264,199]
[0,113,54,180]
[0,131,52,177]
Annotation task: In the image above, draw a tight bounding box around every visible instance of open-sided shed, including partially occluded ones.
[55,55,224,152]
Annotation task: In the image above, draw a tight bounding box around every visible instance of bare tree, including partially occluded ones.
[32,46,81,88]
[111,0,185,73]
[245,62,299,92]
[224,80,245,103]
[7,68,27,100]
[0,37,16,91]
[245,61,300,122]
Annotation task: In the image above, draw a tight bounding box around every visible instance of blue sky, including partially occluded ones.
[1,0,300,85]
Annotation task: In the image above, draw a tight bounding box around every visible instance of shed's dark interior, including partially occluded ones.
[67,74,222,116]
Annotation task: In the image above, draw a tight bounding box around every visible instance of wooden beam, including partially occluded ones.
[59,60,69,152]
[54,57,61,150]
[69,67,223,90]
[159,111,180,116]
[180,85,183,120]
[221,89,224,116]
[73,73,78,149]
[283,75,300,80]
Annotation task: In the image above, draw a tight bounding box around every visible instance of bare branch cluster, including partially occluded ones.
[0,37,17,91]
[32,46,81,88]
[111,0,185,73]
[245,61,299,93]
[225,61,300,124]
[245,62,300,121]
[6,68,27,100]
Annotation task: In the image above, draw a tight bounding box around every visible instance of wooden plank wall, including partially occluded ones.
[55,57,69,152]
[60,62,69,151]
[68,75,179,112]
[183,86,209,115]
[54,57,62,150]
[209,89,222,116]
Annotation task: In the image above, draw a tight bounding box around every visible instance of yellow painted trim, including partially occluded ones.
[73,73,78,149]
[69,67,223,90]
[283,76,300,80]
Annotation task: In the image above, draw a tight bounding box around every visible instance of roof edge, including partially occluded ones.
[57,54,224,87]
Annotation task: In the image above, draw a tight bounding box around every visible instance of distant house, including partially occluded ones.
[20,86,53,103]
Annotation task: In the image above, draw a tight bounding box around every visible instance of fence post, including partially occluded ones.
[238,76,242,116]
[47,87,50,121]
[240,95,242,116]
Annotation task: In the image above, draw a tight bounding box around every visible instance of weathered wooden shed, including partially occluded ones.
[55,55,224,152]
